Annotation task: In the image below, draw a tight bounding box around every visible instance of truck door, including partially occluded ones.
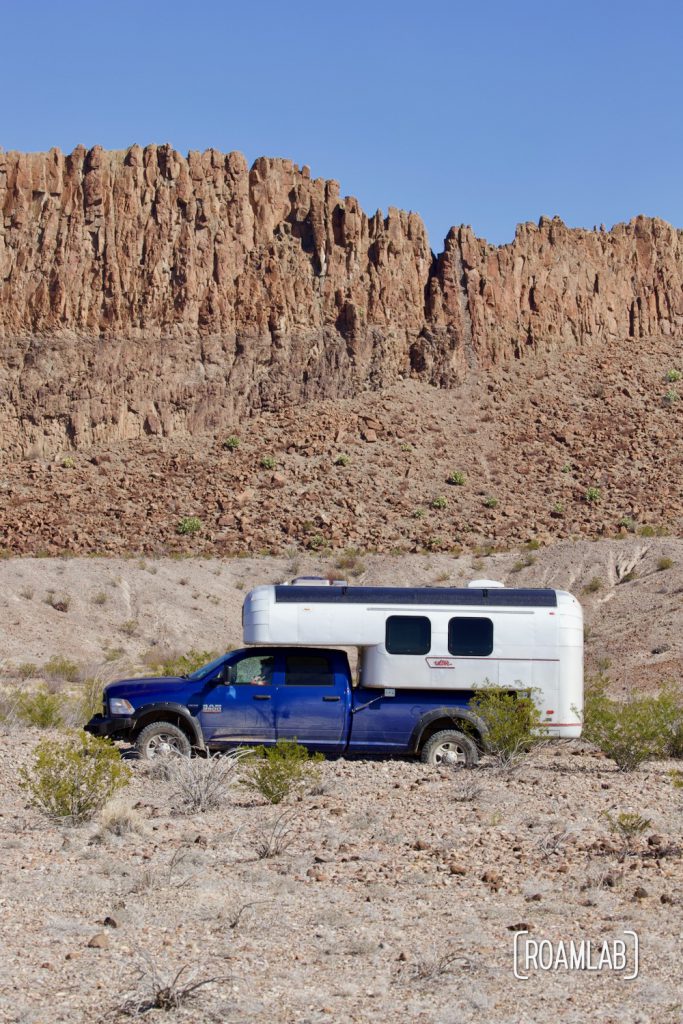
[275,652,347,753]
[197,652,278,746]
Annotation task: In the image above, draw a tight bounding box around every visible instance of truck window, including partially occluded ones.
[285,655,334,686]
[385,615,431,655]
[448,617,493,657]
[230,655,275,685]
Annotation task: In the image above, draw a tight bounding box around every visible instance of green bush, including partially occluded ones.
[580,679,678,771]
[583,576,602,593]
[483,496,498,509]
[43,656,79,682]
[657,557,673,571]
[20,730,131,824]
[431,496,448,510]
[447,471,466,486]
[665,368,682,383]
[177,516,202,536]
[223,435,240,450]
[260,455,277,470]
[334,454,350,466]
[469,687,547,768]
[151,649,217,677]
[240,739,323,804]
[585,487,602,505]
[17,686,64,728]
[73,678,104,726]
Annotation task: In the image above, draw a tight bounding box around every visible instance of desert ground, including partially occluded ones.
[0,542,681,1022]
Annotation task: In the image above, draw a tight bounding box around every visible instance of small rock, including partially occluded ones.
[506,922,531,931]
[448,862,467,875]
[633,886,648,900]
[87,932,109,949]
[647,834,664,847]
[103,916,119,929]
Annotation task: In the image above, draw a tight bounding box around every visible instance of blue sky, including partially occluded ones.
[3,0,682,249]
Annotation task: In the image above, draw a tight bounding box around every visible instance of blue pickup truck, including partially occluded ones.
[85,646,485,765]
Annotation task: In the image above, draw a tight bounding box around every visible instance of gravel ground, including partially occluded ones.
[1,733,682,1024]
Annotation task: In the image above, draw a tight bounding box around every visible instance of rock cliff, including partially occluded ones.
[1,144,682,455]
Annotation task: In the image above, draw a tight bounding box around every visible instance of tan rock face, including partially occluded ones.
[1,144,682,455]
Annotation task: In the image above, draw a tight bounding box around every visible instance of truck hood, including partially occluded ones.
[105,676,195,703]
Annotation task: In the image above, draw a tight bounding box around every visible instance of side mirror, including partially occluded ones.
[384,687,396,698]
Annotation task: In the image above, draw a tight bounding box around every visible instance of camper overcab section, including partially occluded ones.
[242,578,583,738]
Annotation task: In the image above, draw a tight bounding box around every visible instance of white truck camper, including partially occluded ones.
[242,577,584,738]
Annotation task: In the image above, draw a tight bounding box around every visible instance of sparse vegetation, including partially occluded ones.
[150,649,217,677]
[177,516,202,536]
[98,798,146,836]
[469,686,546,770]
[334,453,350,466]
[19,731,131,824]
[483,496,498,508]
[222,435,240,450]
[657,556,673,571]
[91,591,108,606]
[412,508,425,519]
[43,655,80,682]
[663,388,679,404]
[447,471,466,486]
[431,495,448,510]
[16,662,38,680]
[18,586,34,600]
[253,809,300,858]
[618,515,637,532]
[334,548,366,576]
[260,454,277,469]
[665,368,682,383]
[585,486,602,505]
[583,576,602,593]
[241,739,324,804]
[120,619,139,637]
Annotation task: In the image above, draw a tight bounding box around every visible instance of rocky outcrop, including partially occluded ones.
[1,144,682,455]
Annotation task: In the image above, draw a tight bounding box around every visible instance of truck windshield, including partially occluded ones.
[186,654,231,682]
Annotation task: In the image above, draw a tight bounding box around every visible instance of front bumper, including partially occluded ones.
[85,713,135,739]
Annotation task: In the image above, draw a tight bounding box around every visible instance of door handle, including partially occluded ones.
[252,694,271,701]
[322,695,341,702]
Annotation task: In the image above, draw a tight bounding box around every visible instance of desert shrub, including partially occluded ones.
[223,435,240,450]
[469,686,547,769]
[447,471,466,486]
[618,515,637,532]
[152,649,217,677]
[44,591,70,612]
[43,655,80,682]
[71,678,104,726]
[585,487,602,504]
[240,739,324,804]
[431,496,448,510]
[16,663,38,680]
[165,751,243,814]
[483,496,498,509]
[663,389,679,404]
[602,811,651,860]
[98,798,146,836]
[334,453,350,466]
[91,591,108,606]
[657,557,673,571]
[260,454,276,469]
[583,576,602,593]
[412,508,425,519]
[177,516,202,536]
[581,680,680,770]
[17,686,64,728]
[665,368,682,383]
[19,731,131,824]
[253,809,300,858]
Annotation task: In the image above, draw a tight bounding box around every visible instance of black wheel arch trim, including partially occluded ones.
[410,707,488,754]
[131,703,205,749]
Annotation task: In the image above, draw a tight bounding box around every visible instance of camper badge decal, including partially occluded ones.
[426,657,455,669]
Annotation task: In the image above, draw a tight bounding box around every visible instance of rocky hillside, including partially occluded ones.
[1,145,682,457]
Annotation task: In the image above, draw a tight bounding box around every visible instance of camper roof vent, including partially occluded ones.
[468,578,505,589]
[290,576,348,587]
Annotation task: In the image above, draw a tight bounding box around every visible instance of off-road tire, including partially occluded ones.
[420,729,478,768]
[135,721,192,760]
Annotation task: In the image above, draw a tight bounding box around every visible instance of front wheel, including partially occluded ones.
[420,730,478,768]
[135,721,192,760]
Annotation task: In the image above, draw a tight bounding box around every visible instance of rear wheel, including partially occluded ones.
[420,729,478,768]
[135,721,192,760]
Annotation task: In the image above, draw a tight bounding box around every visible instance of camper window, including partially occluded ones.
[448,617,493,657]
[285,654,334,686]
[385,615,431,655]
